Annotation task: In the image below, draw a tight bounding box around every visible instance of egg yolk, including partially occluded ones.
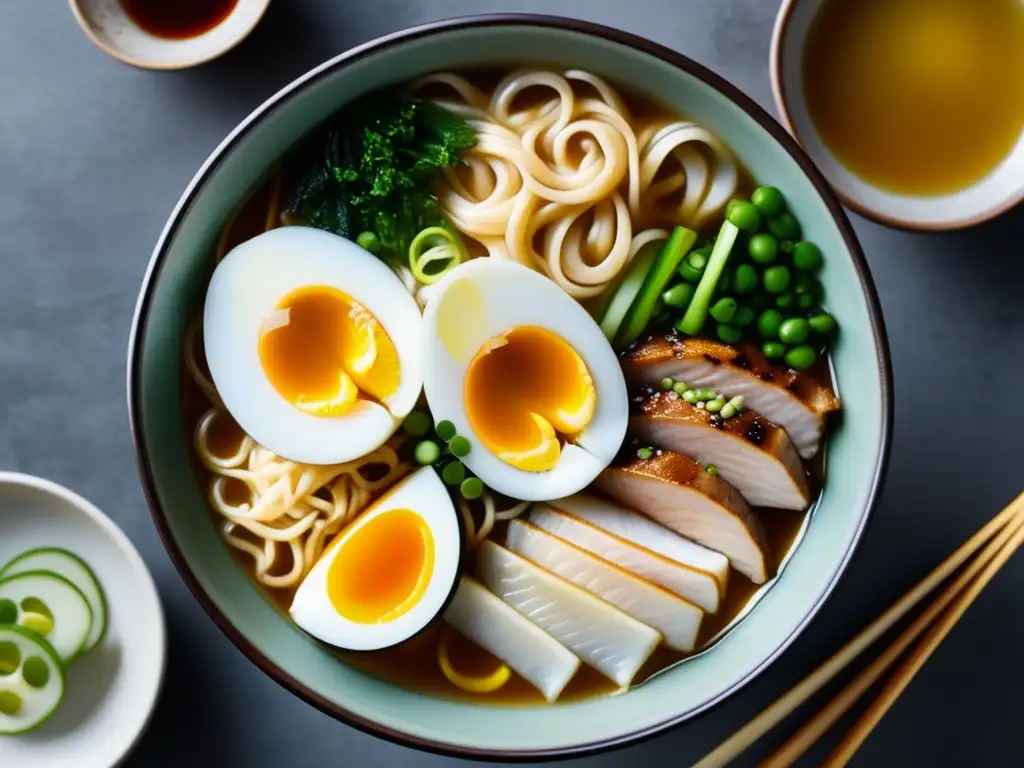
[258,286,400,416]
[464,326,596,472]
[327,508,435,624]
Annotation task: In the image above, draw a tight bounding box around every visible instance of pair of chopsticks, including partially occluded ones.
[695,490,1024,768]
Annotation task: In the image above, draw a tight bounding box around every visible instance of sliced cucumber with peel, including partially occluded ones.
[0,572,93,665]
[0,549,107,653]
[0,624,65,734]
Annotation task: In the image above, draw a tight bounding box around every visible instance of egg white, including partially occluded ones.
[290,466,463,651]
[421,259,629,501]
[203,227,423,465]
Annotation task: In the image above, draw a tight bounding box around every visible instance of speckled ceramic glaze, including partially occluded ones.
[127,16,892,760]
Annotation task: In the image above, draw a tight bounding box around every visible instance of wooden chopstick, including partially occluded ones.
[823,515,1024,767]
[693,491,1024,768]
[761,505,1024,767]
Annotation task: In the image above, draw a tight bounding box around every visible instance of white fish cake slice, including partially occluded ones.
[475,541,660,688]
[506,520,703,651]
[443,577,580,703]
[535,495,726,612]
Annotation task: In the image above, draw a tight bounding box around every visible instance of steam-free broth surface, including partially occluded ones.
[803,0,1024,196]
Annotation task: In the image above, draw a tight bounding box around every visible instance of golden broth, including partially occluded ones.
[803,0,1024,196]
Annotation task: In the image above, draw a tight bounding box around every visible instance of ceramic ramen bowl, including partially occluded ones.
[127,15,892,759]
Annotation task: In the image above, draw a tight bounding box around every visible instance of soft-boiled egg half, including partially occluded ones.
[422,259,628,500]
[290,466,462,650]
[203,227,423,465]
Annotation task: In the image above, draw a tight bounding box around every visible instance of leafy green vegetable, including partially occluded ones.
[283,94,476,266]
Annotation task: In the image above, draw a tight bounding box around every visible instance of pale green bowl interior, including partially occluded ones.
[133,23,887,755]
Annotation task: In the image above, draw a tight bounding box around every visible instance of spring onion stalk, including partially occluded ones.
[408,225,466,285]
[677,221,740,336]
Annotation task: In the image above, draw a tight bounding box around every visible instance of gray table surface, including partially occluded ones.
[2,1,1022,766]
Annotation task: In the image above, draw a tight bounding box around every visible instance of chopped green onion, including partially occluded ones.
[677,221,740,336]
[706,397,725,413]
[682,389,699,403]
[460,477,484,500]
[414,440,441,465]
[600,240,662,341]
[706,464,718,476]
[720,403,737,419]
[408,226,466,285]
[636,447,655,460]
[356,231,381,254]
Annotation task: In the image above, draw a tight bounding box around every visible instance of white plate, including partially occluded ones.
[0,473,165,767]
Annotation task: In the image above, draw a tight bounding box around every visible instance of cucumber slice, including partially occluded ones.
[0,572,93,664]
[0,624,65,734]
[1,549,107,653]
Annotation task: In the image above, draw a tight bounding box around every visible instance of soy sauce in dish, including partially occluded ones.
[119,0,239,40]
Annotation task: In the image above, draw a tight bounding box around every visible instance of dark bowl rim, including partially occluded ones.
[126,13,893,762]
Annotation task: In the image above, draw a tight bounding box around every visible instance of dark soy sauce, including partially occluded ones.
[119,0,239,40]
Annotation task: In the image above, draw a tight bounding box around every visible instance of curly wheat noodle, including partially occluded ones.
[412,69,738,299]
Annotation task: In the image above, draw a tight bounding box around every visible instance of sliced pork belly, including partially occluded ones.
[621,334,839,458]
[476,541,660,687]
[538,494,727,612]
[630,388,810,509]
[443,577,581,702]
[596,450,770,583]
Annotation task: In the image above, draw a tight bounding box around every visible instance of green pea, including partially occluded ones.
[402,411,431,438]
[758,309,784,338]
[762,341,786,359]
[356,231,381,254]
[728,395,745,410]
[682,389,699,403]
[460,477,484,500]
[687,251,708,271]
[705,397,726,413]
[749,293,772,311]
[768,212,801,240]
[661,377,675,390]
[716,268,732,294]
[732,306,756,327]
[720,403,736,419]
[662,282,695,308]
[678,260,704,283]
[733,264,759,294]
[809,312,837,334]
[793,241,823,270]
[710,297,737,323]
[785,345,817,371]
[637,446,654,460]
[748,233,778,264]
[762,265,792,294]
[798,293,818,311]
[775,292,796,310]
[414,440,441,466]
[672,381,690,395]
[792,272,819,295]
[779,317,810,345]
[441,462,466,486]
[725,199,762,231]
[717,323,743,344]
[435,419,457,442]
[780,239,794,254]
[449,436,472,457]
[751,186,786,217]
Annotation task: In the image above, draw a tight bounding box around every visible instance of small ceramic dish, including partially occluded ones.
[771,0,1024,231]
[128,14,892,759]
[69,0,270,70]
[0,473,165,767]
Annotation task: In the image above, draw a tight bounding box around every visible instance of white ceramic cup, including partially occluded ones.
[771,0,1024,231]
[69,0,271,70]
